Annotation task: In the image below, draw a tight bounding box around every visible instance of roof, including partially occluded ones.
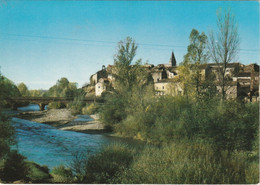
[237,72,251,77]
[244,63,259,72]
[206,62,240,68]
[154,79,176,83]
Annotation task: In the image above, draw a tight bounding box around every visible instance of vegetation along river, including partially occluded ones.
[9,104,133,169]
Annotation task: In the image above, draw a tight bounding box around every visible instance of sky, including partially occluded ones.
[0,1,259,90]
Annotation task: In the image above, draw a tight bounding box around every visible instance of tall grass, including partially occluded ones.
[82,143,136,184]
[71,142,258,184]
[114,142,257,184]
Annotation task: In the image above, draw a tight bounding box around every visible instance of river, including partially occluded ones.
[10,104,131,169]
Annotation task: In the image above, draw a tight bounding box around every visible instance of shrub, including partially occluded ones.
[48,102,66,109]
[82,143,136,184]
[100,95,127,126]
[115,115,143,138]
[67,94,86,115]
[69,104,83,115]
[114,96,259,152]
[51,165,74,183]
[0,115,15,159]
[82,103,99,115]
[26,162,51,183]
[2,150,29,182]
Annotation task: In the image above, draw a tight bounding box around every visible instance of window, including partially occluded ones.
[98,86,100,88]
[162,86,164,89]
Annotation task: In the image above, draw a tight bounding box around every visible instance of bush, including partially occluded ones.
[100,95,127,126]
[82,103,99,115]
[69,103,83,115]
[2,150,29,182]
[51,165,74,183]
[67,93,86,115]
[82,143,136,184]
[114,96,259,152]
[0,115,15,159]
[26,162,51,183]
[48,102,66,109]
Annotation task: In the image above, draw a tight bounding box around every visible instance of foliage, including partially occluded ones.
[29,89,45,97]
[114,95,258,152]
[26,162,51,183]
[100,37,154,126]
[17,82,30,97]
[184,29,209,65]
[0,71,16,160]
[81,144,136,184]
[0,73,21,108]
[245,161,259,184]
[1,150,29,182]
[115,143,254,184]
[0,115,15,159]
[44,77,78,98]
[100,94,127,126]
[67,88,86,115]
[47,102,66,109]
[51,165,74,183]
[82,103,99,115]
[175,29,209,97]
[66,142,258,184]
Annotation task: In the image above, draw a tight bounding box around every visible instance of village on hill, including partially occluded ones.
[83,52,259,102]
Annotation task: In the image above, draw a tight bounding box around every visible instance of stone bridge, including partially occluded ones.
[10,97,103,111]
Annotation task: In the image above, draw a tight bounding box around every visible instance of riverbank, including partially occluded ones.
[17,109,107,133]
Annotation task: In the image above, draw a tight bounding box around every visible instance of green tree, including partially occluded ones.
[113,37,153,112]
[113,37,140,93]
[45,77,78,98]
[183,29,209,96]
[29,89,45,97]
[0,73,21,108]
[101,37,153,125]
[175,29,209,98]
[0,71,16,171]
[17,83,29,97]
[208,8,240,100]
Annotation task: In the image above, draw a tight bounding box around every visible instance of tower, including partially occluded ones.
[169,51,177,67]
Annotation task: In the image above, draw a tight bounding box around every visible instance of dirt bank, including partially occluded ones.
[17,109,106,133]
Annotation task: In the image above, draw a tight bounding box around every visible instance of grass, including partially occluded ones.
[114,142,258,184]
[26,161,51,183]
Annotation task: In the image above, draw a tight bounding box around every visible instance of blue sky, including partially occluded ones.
[0,1,259,90]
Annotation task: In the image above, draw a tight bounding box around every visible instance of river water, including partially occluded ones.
[10,104,125,169]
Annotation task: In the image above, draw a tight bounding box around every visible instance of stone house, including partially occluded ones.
[204,63,259,101]
[154,81,169,95]
[90,65,108,85]
[95,78,109,97]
